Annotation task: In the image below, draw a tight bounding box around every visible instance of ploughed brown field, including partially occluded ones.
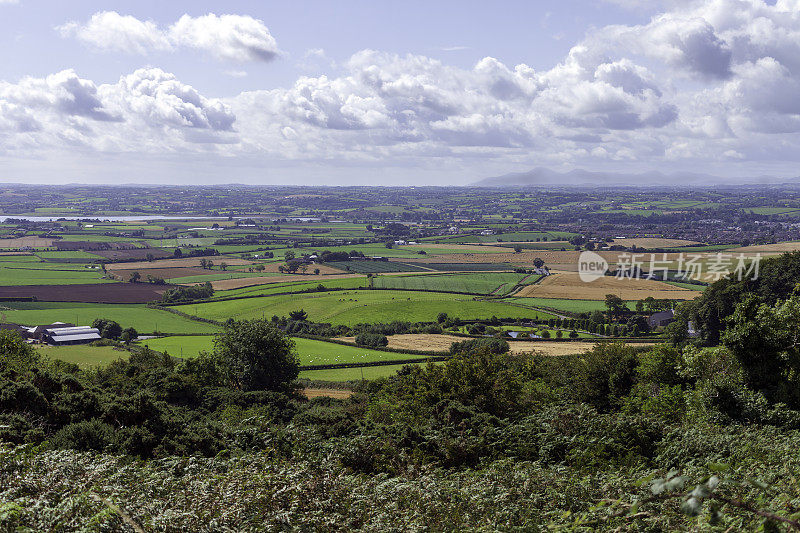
[515,271,700,301]
[0,283,172,303]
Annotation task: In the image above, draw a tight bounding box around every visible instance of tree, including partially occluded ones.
[300,264,308,274]
[514,246,522,253]
[541,330,551,339]
[556,329,563,339]
[173,248,183,258]
[533,257,545,269]
[199,258,208,269]
[146,253,154,262]
[437,312,449,324]
[284,251,296,261]
[289,309,308,321]
[93,319,122,339]
[120,327,138,344]
[385,241,394,249]
[605,294,626,317]
[722,289,800,405]
[0,330,39,373]
[220,262,228,271]
[313,268,320,275]
[212,319,300,391]
[129,271,141,283]
[569,330,579,339]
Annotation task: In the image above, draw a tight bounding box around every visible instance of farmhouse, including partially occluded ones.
[41,325,102,345]
[648,309,675,329]
[0,323,27,337]
[25,322,101,345]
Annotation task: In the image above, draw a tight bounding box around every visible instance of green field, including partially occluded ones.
[211,276,368,299]
[300,362,431,381]
[325,261,429,273]
[37,345,130,367]
[139,335,429,366]
[0,302,217,334]
[502,297,635,313]
[177,290,555,326]
[373,272,533,295]
[664,281,707,291]
[0,263,112,285]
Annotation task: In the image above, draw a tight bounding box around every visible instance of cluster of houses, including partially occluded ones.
[0,322,101,345]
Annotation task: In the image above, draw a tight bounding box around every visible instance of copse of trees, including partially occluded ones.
[200,319,300,392]
[355,333,389,347]
[450,337,509,355]
[672,251,800,345]
[161,282,214,303]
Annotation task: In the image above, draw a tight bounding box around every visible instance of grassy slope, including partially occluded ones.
[138,335,427,366]
[37,345,130,367]
[372,272,530,295]
[0,263,112,285]
[179,290,554,326]
[503,297,635,313]
[0,302,216,334]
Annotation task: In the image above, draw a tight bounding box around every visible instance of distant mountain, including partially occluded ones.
[472,167,778,187]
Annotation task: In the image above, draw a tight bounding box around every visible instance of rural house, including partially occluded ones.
[647,309,675,329]
[41,325,102,345]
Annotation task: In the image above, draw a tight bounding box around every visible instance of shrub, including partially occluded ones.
[355,333,389,347]
[450,337,509,355]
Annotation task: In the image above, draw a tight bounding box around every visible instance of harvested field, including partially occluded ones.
[54,241,136,251]
[609,238,701,248]
[337,334,463,352]
[728,242,800,253]
[410,243,515,253]
[253,262,347,274]
[515,271,700,301]
[0,282,172,303]
[335,335,656,356]
[302,388,353,399]
[93,248,173,261]
[107,257,254,272]
[110,267,208,281]
[0,236,53,248]
[208,273,361,290]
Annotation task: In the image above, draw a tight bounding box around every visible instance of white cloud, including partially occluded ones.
[7,0,800,181]
[0,68,235,155]
[58,11,279,63]
[57,12,169,55]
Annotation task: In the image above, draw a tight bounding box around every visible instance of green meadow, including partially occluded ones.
[177,290,555,326]
[0,302,216,334]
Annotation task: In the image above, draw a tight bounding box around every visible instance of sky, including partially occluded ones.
[0,0,799,185]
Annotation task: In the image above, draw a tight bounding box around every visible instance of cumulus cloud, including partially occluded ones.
[0,68,235,153]
[7,0,800,179]
[58,12,279,63]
